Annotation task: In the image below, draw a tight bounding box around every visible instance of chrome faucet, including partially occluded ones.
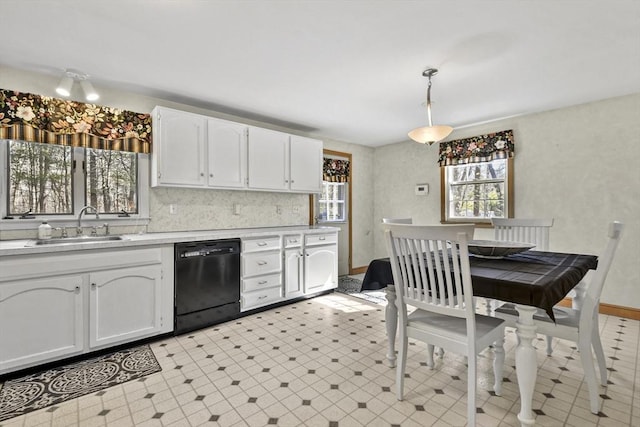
[77,206,99,235]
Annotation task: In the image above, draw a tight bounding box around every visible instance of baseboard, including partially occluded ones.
[558,298,640,320]
[350,266,368,275]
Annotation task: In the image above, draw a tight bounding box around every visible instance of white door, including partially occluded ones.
[89,265,163,349]
[208,118,247,188]
[0,275,84,373]
[304,245,338,293]
[247,127,289,190]
[290,135,322,193]
[284,248,304,298]
[155,107,206,187]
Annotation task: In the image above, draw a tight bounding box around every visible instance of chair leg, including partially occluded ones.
[426,344,435,369]
[467,353,477,426]
[546,335,553,356]
[578,336,600,414]
[591,317,607,386]
[493,337,505,396]
[396,333,408,401]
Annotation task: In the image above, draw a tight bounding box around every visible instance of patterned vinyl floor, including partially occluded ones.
[0,293,638,426]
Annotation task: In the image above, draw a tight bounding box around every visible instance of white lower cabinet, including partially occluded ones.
[89,264,163,349]
[0,275,84,373]
[0,246,174,375]
[241,236,283,311]
[284,247,304,298]
[304,233,339,294]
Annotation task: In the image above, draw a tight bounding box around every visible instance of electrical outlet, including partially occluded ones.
[169,204,177,215]
[276,205,282,215]
[233,203,241,215]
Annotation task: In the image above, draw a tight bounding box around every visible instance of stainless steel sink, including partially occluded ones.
[26,235,128,246]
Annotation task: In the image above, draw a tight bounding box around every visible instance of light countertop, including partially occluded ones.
[0,225,339,256]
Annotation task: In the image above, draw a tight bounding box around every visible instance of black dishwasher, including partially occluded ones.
[175,239,241,335]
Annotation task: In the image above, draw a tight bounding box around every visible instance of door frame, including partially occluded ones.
[309,149,355,274]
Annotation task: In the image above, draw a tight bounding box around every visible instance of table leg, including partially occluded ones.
[385,285,397,367]
[515,305,538,427]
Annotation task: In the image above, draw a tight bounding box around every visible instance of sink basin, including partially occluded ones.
[26,235,128,246]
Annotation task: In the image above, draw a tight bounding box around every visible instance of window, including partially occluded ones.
[317,181,347,222]
[1,139,148,224]
[442,158,513,223]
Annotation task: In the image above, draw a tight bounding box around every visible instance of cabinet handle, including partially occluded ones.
[257,260,267,265]
[290,239,298,243]
[91,283,96,288]
[319,236,326,241]
[200,173,204,177]
[291,180,295,184]
[258,280,268,285]
[75,286,80,293]
[209,173,213,177]
[257,242,267,246]
[258,295,267,300]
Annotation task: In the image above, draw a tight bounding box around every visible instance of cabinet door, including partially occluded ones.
[304,244,338,293]
[0,275,84,373]
[208,118,247,188]
[153,107,206,187]
[247,127,289,190]
[290,135,323,193]
[284,248,304,298]
[89,264,163,349]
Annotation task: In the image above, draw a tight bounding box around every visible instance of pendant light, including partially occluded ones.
[55,69,100,101]
[408,68,452,145]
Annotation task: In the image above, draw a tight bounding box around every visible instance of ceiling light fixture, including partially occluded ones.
[55,69,100,101]
[408,68,452,145]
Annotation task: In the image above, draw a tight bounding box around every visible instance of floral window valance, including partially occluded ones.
[0,89,152,154]
[438,129,514,166]
[323,157,350,182]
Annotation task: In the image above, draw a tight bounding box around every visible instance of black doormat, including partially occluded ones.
[0,345,161,422]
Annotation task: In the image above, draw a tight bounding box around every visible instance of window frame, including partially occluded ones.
[440,157,514,226]
[0,140,150,231]
[316,181,348,224]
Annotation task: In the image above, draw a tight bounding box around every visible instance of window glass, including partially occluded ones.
[444,158,510,222]
[7,140,73,215]
[317,182,347,222]
[85,149,138,214]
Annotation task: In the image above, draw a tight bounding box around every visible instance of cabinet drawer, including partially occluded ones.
[242,236,281,253]
[242,251,281,277]
[242,273,282,292]
[305,233,337,246]
[241,286,283,311]
[284,235,302,248]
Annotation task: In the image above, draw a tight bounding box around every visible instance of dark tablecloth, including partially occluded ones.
[361,251,598,320]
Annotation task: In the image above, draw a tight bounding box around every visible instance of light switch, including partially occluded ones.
[169,204,177,214]
[415,184,429,195]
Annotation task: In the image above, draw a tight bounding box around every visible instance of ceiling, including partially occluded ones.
[1,1,639,147]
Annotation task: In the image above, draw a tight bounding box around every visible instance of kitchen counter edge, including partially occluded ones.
[0,225,340,256]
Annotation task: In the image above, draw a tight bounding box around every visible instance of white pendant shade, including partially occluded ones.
[409,68,452,145]
[408,125,453,145]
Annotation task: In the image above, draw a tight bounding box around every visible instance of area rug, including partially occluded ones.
[337,276,388,305]
[0,345,161,422]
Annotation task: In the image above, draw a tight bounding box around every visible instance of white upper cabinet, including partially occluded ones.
[152,106,206,187]
[247,127,290,191]
[152,106,322,193]
[247,127,323,193]
[290,135,322,193]
[207,118,247,188]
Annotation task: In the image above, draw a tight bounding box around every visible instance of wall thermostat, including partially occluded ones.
[415,183,429,195]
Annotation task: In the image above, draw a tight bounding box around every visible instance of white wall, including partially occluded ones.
[373,93,640,309]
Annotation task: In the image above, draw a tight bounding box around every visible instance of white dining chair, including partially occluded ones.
[491,217,554,250]
[382,217,412,224]
[494,221,624,414]
[384,223,505,425]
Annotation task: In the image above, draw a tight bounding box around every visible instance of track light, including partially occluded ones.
[55,69,100,101]
[55,75,74,97]
[80,80,99,101]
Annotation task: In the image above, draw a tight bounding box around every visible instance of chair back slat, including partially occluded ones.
[491,218,554,250]
[384,224,475,319]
